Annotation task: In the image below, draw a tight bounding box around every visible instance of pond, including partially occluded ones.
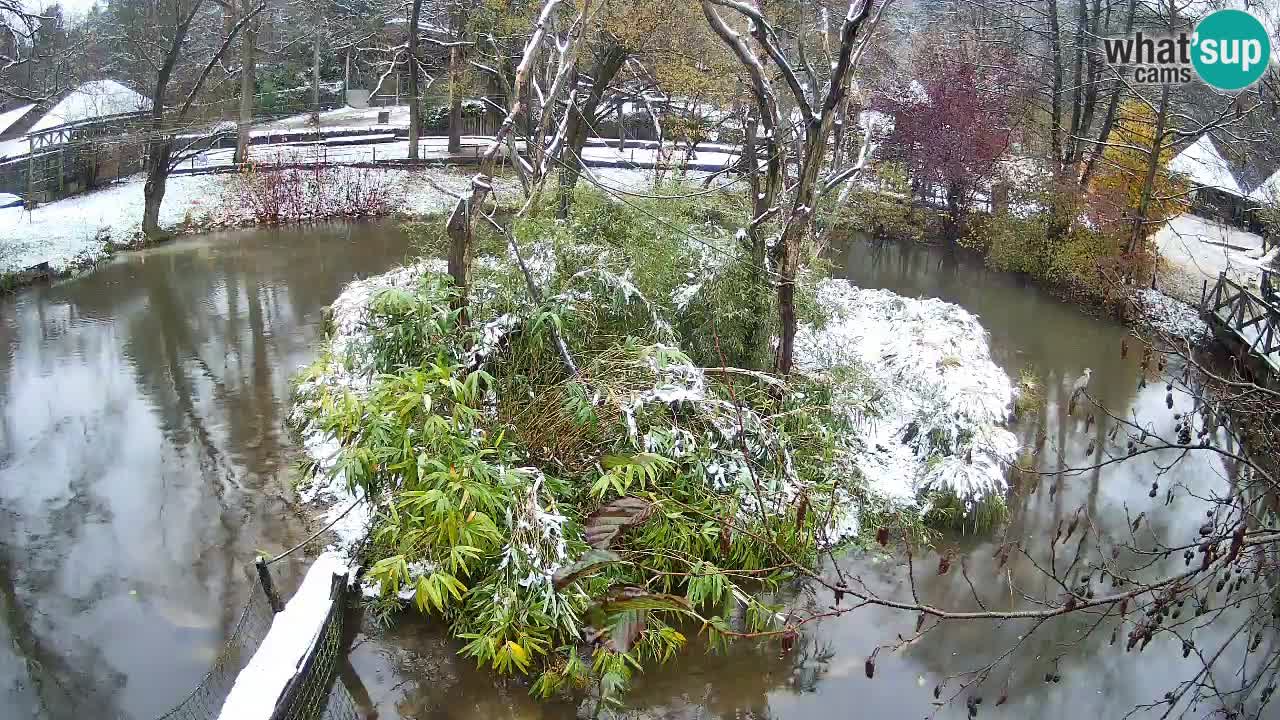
[0,221,414,719]
[0,225,1249,719]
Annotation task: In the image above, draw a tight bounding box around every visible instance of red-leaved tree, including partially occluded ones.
[879,42,1012,240]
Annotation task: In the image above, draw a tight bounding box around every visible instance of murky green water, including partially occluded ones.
[0,227,1251,720]
[0,222,414,719]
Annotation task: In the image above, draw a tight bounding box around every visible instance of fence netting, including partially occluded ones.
[154,573,276,720]
[152,563,362,720]
[269,573,361,720]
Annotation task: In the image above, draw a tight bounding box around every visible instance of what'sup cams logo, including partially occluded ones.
[1103,9,1273,90]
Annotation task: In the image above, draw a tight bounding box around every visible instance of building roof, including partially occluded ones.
[1249,167,1280,205]
[0,104,36,136]
[1208,132,1280,200]
[1169,134,1244,197]
[27,80,150,134]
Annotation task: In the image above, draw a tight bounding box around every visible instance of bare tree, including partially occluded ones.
[0,1,76,103]
[700,0,879,375]
[443,0,599,313]
[103,0,263,237]
[233,0,258,163]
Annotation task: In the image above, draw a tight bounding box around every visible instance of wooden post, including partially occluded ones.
[26,135,35,207]
[256,556,284,613]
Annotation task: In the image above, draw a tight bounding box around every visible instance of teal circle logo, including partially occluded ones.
[1192,9,1272,91]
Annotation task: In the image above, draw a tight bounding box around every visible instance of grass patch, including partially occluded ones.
[921,489,1009,535]
[1013,366,1044,418]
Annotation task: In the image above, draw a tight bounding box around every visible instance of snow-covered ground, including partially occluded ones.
[1153,213,1276,306]
[176,133,740,174]
[0,168,517,276]
[1131,287,1211,344]
[184,135,505,169]
[256,104,414,132]
[1,173,228,274]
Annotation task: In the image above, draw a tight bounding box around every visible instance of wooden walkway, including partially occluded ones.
[1201,269,1280,379]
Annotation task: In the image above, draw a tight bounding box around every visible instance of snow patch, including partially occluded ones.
[797,280,1018,514]
[1132,288,1210,343]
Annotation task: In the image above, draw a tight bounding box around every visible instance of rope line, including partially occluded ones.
[264,499,363,566]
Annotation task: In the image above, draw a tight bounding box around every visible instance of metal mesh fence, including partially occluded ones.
[154,579,276,720]
[269,573,361,720]
[151,563,362,720]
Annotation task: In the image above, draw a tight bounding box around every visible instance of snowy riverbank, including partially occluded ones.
[0,168,512,278]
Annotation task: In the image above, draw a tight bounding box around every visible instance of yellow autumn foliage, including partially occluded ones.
[1091,100,1189,226]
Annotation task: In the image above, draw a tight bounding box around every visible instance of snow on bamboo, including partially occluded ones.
[290,261,443,562]
[797,280,1019,514]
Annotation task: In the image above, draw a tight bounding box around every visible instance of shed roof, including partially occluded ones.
[28,80,150,134]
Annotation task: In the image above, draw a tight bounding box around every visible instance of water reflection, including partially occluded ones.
[0,222,413,719]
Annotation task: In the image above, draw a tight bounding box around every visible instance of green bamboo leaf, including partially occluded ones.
[606,609,648,654]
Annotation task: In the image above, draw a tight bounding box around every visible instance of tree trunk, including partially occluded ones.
[946,181,964,242]
[407,0,422,160]
[556,44,626,218]
[311,27,321,126]
[234,1,256,164]
[740,108,770,369]
[1080,0,1138,190]
[1128,84,1171,255]
[448,45,463,153]
[1047,0,1065,178]
[776,121,833,375]
[617,103,625,151]
[1064,0,1087,170]
[142,138,173,238]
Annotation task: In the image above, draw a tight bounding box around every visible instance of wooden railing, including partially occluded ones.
[1203,272,1280,369]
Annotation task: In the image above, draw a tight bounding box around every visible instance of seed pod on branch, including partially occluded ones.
[864,647,879,679]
